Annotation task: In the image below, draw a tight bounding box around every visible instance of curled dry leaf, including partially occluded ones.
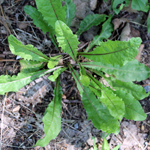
[135,44,144,62]
[13,105,21,112]
[122,1,138,13]
[112,18,128,30]
[15,76,53,107]
[120,23,131,41]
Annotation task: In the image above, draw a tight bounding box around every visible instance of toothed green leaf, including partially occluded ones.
[55,20,79,60]
[20,59,44,73]
[88,74,125,121]
[80,75,90,86]
[69,66,120,134]
[112,0,125,14]
[64,0,76,27]
[131,0,149,12]
[79,38,141,67]
[106,77,149,100]
[35,77,62,147]
[115,90,147,121]
[76,14,107,35]
[82,59,150,82]
[102,138,110,150]
[0,68,60,95]
[8,35,49,62]
[85,16,113,52]
[24,5,57,47]
[47,55,62,69]
[35,0,66,29]
[48,67,67,82]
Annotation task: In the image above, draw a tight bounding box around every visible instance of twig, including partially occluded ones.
[0,93,8,150]
[0,5,11,35]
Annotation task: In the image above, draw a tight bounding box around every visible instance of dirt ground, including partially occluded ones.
[0,0,150,149]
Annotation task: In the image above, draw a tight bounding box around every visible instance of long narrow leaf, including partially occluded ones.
[88,73,125,121]
[64,0,76,27]
[24,5,57,48]
[20,59,44,73]
[8,35,49,62]
[76,14,107,35]
[69,65,120,134]
[35,77,62,147]
[0,67,61,95]
[85,16,113,52]
[115,90,147,121]
[55,20,79,61]
[79,37,142,66]
[105,77,149,100]
[131,0,149,12]
[82,59,150,82]
[35,0,66,29]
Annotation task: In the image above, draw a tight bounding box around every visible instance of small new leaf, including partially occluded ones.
[48,67,67,82]
[80,75,90,86]
[47,55,63,69]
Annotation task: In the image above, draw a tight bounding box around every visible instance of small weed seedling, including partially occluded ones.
[0,0,150,147]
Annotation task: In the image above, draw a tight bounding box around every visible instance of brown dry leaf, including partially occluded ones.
[15,76,53,107]
[120,23,131,41]
[18,22,28,29]
[135,44,144,62]
[122,1,138,13]
[12,105,20,112]
[112,18,128,30]
[62,94,67,99]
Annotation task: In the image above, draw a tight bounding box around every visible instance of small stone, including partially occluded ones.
[74,123,79,129]
[90,0,97,11]
[144,86,150,93]
[13,105,20,112]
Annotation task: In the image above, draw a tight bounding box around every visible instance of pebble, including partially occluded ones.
[144,86,150,93]
[90,0,97,10]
